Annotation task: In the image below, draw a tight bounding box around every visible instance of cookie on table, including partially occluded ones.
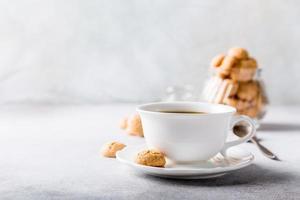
[125,113,144,137]
[135,149,166,167]
[101,141,126,158]
[119,117,128,130]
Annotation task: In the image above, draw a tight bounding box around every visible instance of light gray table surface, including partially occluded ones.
[0,104,299,200]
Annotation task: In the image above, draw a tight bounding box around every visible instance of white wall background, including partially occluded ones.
[0,0,299,104]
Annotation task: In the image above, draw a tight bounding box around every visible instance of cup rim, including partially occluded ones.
[137,101,236,116]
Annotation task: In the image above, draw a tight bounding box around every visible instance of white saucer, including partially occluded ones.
[116,144,254,179]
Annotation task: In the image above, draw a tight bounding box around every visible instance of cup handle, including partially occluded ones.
[220,115,256,157]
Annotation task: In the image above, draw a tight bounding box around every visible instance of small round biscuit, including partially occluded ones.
[230,67,256,82]
[126,113,144,137]
[237,81,258,101]
[211,54,225,67]
[236,99,252,111]
[220,56,237,70]
[228,47,249,60]
[216,68,230,78]
[101,141,126,158]
[240,58,257,69]
[135,149,166,167]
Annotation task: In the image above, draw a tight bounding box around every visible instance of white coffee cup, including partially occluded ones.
[137,102,256,163]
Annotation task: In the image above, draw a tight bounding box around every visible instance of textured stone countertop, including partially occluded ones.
[0,104,299,200]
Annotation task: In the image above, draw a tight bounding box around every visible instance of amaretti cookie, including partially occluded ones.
[228,47,249,60]
[211,54,225,67]
[230,59,257,82]
[236,81,258,101]
[125,113,144,137]
[135,149,166,167]
[211,47,258,82]
[120,113,144,137]
[101,141,126,158]
[220,56,237,71]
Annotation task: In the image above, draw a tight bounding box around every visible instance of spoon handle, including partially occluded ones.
[251,137,280,161]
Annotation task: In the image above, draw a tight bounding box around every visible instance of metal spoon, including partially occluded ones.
[233,125,280,161]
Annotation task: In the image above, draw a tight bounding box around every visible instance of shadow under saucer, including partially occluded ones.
[137,164,295,187]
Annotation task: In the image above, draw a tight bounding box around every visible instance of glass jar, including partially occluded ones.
[202,68,269,121]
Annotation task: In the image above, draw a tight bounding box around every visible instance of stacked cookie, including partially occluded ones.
[203,47,268,119]
[211,47,257,82]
